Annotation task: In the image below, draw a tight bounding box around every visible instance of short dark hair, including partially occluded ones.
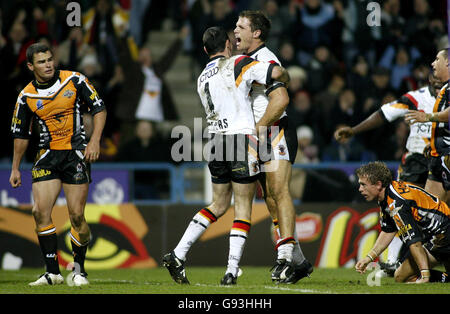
[438,47,449,60]
[356,161,392,188]
[26,43,51,64]
[203,26,229,56]
[239,10,271,42]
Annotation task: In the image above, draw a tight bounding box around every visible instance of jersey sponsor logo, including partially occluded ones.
[11,117,21,125]
[63,89,74,98]
[32,168,52,179]
[89,90,98,100]
[200,67,219,82]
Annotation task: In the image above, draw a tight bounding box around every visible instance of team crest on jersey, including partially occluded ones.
[63,89,74,98]
[278,145,286,156]
[37,99,43,110]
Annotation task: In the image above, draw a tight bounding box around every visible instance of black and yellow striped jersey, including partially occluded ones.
[379,181,450,248]
[430,81,449,157]
[10,70,105,150]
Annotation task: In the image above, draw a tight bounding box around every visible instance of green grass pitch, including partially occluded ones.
[0,266,449,294]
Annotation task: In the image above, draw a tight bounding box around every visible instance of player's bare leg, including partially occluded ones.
[265,159,313,283]
[165,182,232,284]
[29,179,64,286]
[63,182,90,286]
[221,181,256,285]
[394,248,442,283]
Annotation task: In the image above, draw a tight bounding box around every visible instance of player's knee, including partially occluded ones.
[70,212,86,229]
[393,269,408,283]
[268,184,290,202]
[31,204,49,225]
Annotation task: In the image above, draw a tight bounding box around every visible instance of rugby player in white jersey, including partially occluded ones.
[163,26,291,285]
[335,74,442,274]
[233,10,313,284]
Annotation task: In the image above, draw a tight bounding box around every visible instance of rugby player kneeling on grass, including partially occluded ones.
[355,161,450,283]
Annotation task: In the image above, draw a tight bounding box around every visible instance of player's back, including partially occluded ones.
[197,55,273,135]
[386,181,450,233]
[380,86,435,154]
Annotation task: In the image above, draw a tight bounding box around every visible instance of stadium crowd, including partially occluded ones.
[1,0,447,195]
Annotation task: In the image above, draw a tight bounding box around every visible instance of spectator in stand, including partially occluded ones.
[0,21,34,161]
[261,0,292,52]
[287,90,324,148]
[340,0,381,68]
[364,66,394,107]
[322,124,376,162]
[56,27,92,70]
[286,65,308,99]
[399,61,430,96]
[278,41,298,69]
[188,0,238,71]
[378,45,417,92]
[347,55,371,104]
[116,120,173,199]
[404,0,435,63]
[305,45,340,95]
[313,73,345,121]
[379,0,406,51]
[129,0,151,47]
[294,126,320,164]
[289,0,344,66]
[114,26,186,145]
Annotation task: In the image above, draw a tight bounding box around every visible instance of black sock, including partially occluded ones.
[70,228,88,274]
[37,224,60,274]
[429,269,450,283]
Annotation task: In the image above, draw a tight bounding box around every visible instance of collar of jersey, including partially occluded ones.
[208,55,226,63]
[32,70,60,90]
[245,44,266,57]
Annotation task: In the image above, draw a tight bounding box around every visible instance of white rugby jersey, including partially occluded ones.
[197,55,275,134]
[380,86,436,154]
[246,45,286,123]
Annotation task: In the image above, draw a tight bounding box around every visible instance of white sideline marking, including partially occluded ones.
[194,283,335,294]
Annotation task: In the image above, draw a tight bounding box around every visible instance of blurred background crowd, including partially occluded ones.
[0,0,448,200]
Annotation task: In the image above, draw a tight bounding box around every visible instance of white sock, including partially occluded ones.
[174,208,217,261]
[226,220,250,276]
[387,236,403,263]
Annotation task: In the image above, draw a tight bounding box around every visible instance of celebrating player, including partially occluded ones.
[9,43,107,286]
[234,10,312,283]
[163,26,290,285]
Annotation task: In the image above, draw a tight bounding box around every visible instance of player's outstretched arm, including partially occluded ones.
[335,111,384,143]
